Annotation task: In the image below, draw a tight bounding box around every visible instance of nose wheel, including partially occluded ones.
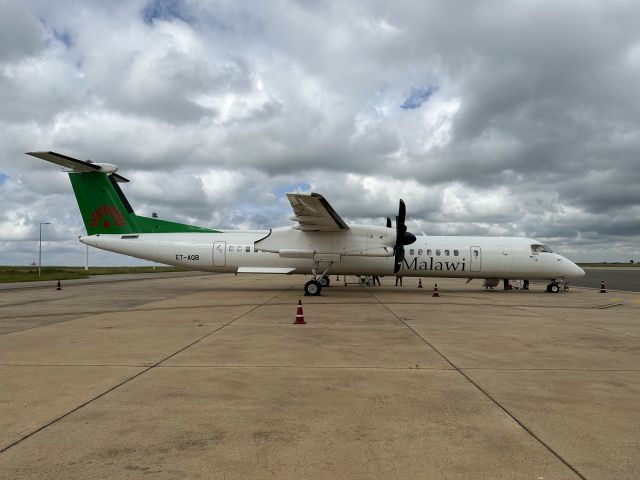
[304,279,322,296]
[546,281,560,293]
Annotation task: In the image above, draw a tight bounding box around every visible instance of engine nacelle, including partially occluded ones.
[255,224,395,258]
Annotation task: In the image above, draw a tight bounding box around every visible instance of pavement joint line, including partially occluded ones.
[0,287,289,456]
[3,363,639,373]
[0,363,455,370]
[366,289,589,480]
[0,272,217,293]
[511,306,640,341]
[0,316,111,337]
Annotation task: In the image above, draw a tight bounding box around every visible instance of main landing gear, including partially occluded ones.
[304,280,322,296]
[304,262,333,296]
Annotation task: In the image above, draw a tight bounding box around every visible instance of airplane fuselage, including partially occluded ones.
[81,231,584,281]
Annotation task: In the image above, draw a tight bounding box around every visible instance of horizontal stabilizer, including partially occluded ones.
[26,151,130,182]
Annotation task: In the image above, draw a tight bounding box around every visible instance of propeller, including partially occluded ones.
[394,199,416,273]
[386,217,392,228]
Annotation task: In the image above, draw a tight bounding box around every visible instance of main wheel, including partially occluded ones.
[547,283,560,293]
[304,280,322,296]
[319,275,331,287]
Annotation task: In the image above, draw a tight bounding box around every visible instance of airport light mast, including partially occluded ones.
[38,222,51,277]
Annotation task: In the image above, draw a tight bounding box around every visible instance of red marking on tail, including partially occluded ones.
[88,204,125,228]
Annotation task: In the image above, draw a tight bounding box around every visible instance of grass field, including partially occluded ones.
[0,266,189,283]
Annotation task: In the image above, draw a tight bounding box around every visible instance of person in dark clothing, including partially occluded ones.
[395,276,403,286]
[372,275,381,286]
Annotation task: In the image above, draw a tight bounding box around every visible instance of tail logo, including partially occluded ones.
[89,205,126,229]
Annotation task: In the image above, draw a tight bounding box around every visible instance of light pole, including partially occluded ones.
[38,222,51,277]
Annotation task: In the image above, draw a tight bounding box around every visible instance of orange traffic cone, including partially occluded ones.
[433,283,440,297]
[294,300,306,324]
[600,281,607,293]
[56,280,62,291]
[418,279,423,288]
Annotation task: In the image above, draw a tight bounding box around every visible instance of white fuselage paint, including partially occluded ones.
[81,230,585,281]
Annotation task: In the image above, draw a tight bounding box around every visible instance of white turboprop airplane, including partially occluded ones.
[28,151,585,295]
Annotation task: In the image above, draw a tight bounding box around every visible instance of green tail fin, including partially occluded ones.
[68,171,218,235]
[69,171,138,235]
[27,151,218,235]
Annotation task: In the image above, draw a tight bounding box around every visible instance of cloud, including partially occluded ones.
[1,0,639,265]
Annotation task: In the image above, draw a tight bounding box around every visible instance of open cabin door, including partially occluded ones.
[470,246,482,272]
[213,241,226,267]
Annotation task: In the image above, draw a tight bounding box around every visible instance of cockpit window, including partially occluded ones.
[531,244,553,254]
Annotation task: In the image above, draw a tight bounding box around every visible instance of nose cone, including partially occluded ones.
[563,258,585,278]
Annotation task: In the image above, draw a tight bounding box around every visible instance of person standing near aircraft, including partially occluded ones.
[395,275,403,286]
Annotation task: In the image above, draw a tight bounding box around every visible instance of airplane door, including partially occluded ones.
[498,245,512,272]
[213,241,226,267]
[470,246,481,272]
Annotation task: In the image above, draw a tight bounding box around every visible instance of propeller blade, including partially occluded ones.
[393,198,416,273]
[394,245,404,273]
[386,217,392,228]
[398,199,406,226]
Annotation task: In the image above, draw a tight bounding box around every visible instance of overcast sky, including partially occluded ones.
[1,0,639,266]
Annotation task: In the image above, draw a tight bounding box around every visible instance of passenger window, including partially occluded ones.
[410,249,415,255]
[418,249,423,256]
[427,249,432,256]
[246,246,251,253]
[454,249,459,256]
[445,249,450,256]
[436,249,441,256]
[229,246,234,252]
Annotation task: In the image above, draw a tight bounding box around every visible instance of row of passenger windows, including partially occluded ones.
[228,245,255,253]
[409,248,460,257]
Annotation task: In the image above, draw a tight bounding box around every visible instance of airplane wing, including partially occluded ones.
[286,193,349,231]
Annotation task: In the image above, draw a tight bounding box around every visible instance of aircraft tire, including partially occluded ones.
[319,275,331,287]
[304,280,322,296]
[548,283,560,293]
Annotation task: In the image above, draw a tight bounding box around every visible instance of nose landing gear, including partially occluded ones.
[546,280,569,293]
[547,282,560,293]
